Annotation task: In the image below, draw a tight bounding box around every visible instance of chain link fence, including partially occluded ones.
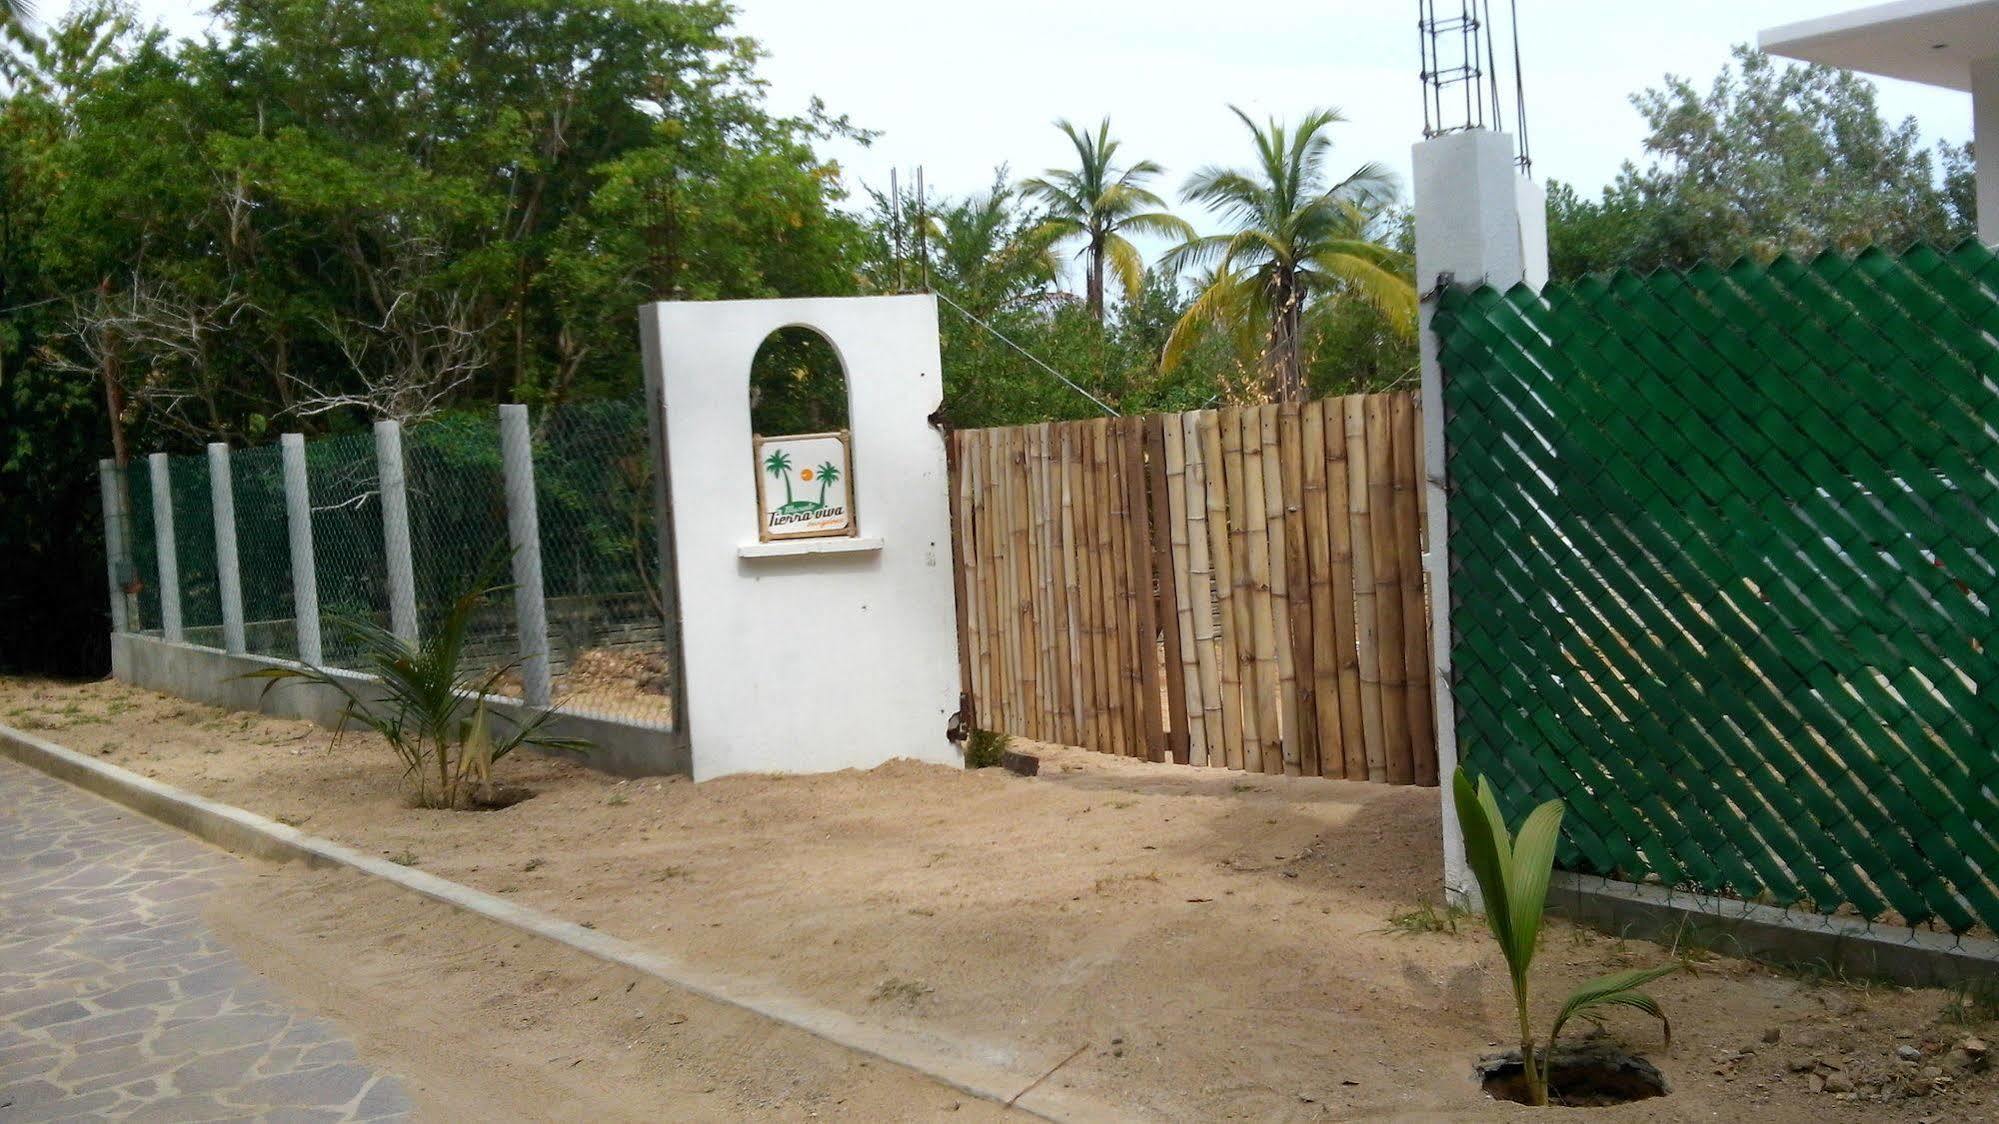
[1437,241,1999,936]
[103,396,675,731]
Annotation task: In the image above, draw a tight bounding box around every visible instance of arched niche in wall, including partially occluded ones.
[748,326,857,542]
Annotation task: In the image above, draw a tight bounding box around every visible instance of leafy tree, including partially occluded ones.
[1547,46,1973,278]
[1164,107,1414,403]
[1021,118,1192,321]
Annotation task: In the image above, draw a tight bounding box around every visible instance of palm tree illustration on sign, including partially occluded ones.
[763,449,796,506]
[766,449,842,516]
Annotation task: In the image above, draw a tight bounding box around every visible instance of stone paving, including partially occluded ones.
[0,758,414,1122]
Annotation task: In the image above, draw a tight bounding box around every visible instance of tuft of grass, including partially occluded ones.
[1381,898,1467,936]
[605,791,629,806]
[869,977,933,1004]
[387,848,419,867]
[965,728,1008,769]
[1941,976,1999,1027]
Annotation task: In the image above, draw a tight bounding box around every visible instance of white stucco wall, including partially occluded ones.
[641,295,963,781]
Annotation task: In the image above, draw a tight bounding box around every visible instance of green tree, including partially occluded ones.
[1164,107,1414,403]
[1547,45,1973,278]
[1021,118,1191,321]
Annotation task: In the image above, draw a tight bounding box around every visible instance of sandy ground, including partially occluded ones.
[206,865,1012,1121]
[6,675,1998,1121]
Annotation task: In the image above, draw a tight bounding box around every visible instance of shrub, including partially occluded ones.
[247,568,586,809]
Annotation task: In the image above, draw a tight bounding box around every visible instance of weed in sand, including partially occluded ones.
[274,812,309,828]
[1093,871,1162,894]
[523,857,545,872]
[606,791,629,806]
[1382,898,1467,936]
[1941,977,1999,1027]
[387,849,419,866]
[870,978,933,1004]
[965,728,1008,769]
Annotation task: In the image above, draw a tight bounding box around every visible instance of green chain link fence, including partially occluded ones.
[1437,241,1999,934]
[232,443,297,660]
[124,461,159,633]
[104,396,674,730]
[532,398,672,725]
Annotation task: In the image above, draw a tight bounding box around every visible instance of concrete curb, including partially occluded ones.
[1551,872,1999,989]
[0,723,1111,1122]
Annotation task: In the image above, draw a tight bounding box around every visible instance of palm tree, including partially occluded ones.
[763,449,794,505]
[1021,118,1193,321]
[813,461,841,507]
[0,0,39,85]
[1163,107,1416,403]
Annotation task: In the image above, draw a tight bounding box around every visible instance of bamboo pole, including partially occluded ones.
[1219,407,1258,770]
[1242,406,1283,775]
[951,431,982,734]
[1092,419,1127,754]
[1266,403,1304,776]
[967,431,994,730]
[1278,402,1317,776]
[1075,421,1106,751]
[1147,416,1191,764]
[1326,405,1368,780]
[1027,423,1055,741]
[1163,414,1206,766]
[1392,393,1438,785]
[1300,401,1344,778]
[1182,411,1225,765]
[1057,424,1086,744]
[1345,397,1388,782]
[1366,395,1412,784]
[1114,419,1153,758]
[1201,410,1244,771]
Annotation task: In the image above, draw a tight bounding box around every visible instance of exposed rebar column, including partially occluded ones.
[148,452,183,643]
[97,459,132,633]
[499,404,552,706]
[374,419,419,647]
[281,433,323,665]
[207,442,247,655]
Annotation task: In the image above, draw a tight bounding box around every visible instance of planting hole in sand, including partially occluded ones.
[1477,1043,1669,1107]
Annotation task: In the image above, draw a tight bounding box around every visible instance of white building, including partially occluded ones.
[1760,0,1999,242]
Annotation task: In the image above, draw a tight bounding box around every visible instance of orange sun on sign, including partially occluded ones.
[799,468,815,481]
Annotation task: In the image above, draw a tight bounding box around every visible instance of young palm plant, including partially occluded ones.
[247,569,587,809]
[1453,769,1675,1106]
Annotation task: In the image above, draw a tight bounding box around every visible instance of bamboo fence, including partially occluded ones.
[949,392,1437,785]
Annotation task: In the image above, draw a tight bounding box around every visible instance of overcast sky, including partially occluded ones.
[116,0,1976,269]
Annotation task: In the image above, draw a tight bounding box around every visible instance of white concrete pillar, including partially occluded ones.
[148,452,183,644]
[374,419,419,647]
[206,443,247,655]
[499,404,552,706]
[1412,128,1549,908]
[281,433,323,665]
[1973,58,1999,246]
[98,459,132,633]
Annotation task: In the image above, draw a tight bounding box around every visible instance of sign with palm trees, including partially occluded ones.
[753,431,855,540]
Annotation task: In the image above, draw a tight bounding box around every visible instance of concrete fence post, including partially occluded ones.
[374,419,420,647]
[1412,128,1548,910]
[499,404,552,706]
[207,443,247,655]
[97,459,133,633]
[148,452,184,644]
[281,433,323,665]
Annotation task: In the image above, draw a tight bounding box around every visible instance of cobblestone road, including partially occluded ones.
[0,758,413,1122]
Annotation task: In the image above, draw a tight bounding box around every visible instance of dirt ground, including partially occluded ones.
[6,675,1997,1121]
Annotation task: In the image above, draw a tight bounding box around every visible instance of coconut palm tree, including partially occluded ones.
[1163,107,1416,403]
[763,449,794,505]
[813,461,841,507]
[0,0,39,85]
[1021,118,1193,321]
